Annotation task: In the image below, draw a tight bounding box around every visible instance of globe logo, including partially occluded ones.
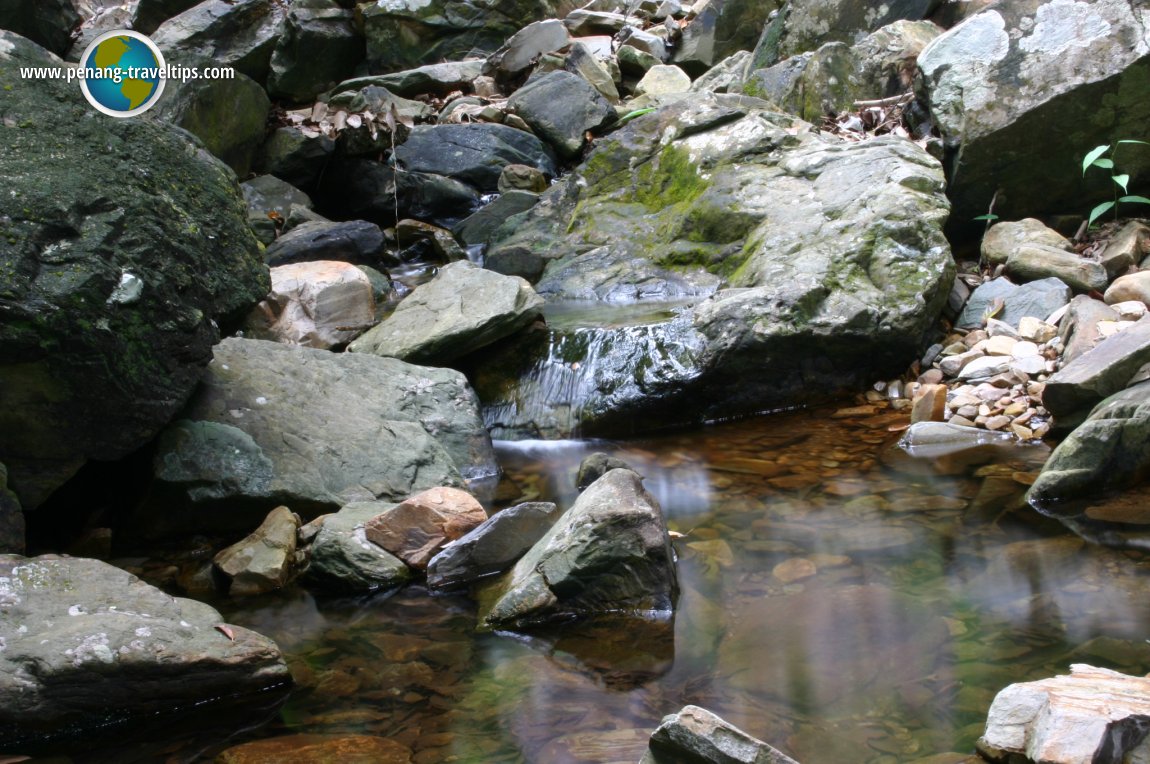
[78,30,166,118]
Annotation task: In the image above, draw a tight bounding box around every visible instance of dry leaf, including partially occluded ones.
[215,624,235,641]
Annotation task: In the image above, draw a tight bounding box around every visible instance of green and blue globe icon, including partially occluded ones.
[79,30,166,117]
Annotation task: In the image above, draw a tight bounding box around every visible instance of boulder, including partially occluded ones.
[214,506,301,596]
[1042,316,1150,418]
[977,665,1150,763]
[256,127,337,191]
[245,261,376,350]
[393,123,558,194]
[267,0,363,103]
[1004,246,1108,294]
[635,64,693,98]
[349,261,544,365]
[956,277,1071,330]
[263,220,389,268]
[0,0,78,55]
[316,157,481,227]
[215,734,412,764]
[478,469,678,629]
[302,501,411,593]
[0,32,268,510]
[242,174,314,244]
[332,61,485,99]
[562,10,627,37]
[364,486,487,570]
[362,0,559,74]
[149,338,497,534]
[484,19,571,80]
[981,219,1073,267]
[394,218,467,262]
[507,70,616,159]
[918,1,1150,222]
[151,0,287,85]
[151,64,270,177]
[691,50,753,94]
[642,705,799,764]
[426,501,562,590]
[576,452,634,490]
[0,555,290,745]
[1029,380,1150,508]
[0,464,23,555]
[565,40,620,102]
[1101,221,1150,278]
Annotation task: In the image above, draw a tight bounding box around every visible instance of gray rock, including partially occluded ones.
[981,218,1073,267]
[576,452,634,490]
[427,502,562,590]
[1101,221,1150,279]
[0,464,23,555]
[0,555,290,744]
[256,127,336,191]
[263,220,389,268]
[242,174,314,244]
[317,157,482,228]
[1061,295,1124,364]
[619,28,669,62]
[151,63,270,176]
[509,70,616,159]
[149,338,497,534]
[565,40,621,102]
[618,43,662,76]
[535,245,723,301]
[332,61,485,99]
[0,32,268,510]
[1004,245,1108,294]
[394,123,559,194]
[302,502,411,593]
[214,506,300,596]
[1043,316,1150,418]
[349,261,544,364]
[485,19,571,79]
[454,190,542,248]
[849,19,941,99]
[918,0,1150,222]
[690,50,752,94]
[478,469,678,629]
[268,0,364,103]
[0,0,78,55]
[563,10,627,37]
[643,705,799,764]
[635,64,693,98]
[956,277,1072,330]
[898,421,1015,459]
[151,0,287,85]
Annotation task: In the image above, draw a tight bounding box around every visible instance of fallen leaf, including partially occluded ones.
[215,624,235,641]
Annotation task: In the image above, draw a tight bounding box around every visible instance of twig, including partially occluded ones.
[853,92,914,109]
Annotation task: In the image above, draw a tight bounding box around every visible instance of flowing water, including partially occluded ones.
[202,406,1150,764]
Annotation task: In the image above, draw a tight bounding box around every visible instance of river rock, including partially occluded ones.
[149,338,496,534]
[508,71,616,159]
[426,501,561,590]
[0,0,78,55]
[455,190,542,248]
[214,506,301,596]
[898,421,1015,458]
[302,501,411,593]
[1104,271,1150,307]
[349,261,544,365]
[132,0,201,35]
[1029,380,1150,508]
[1042,316,1150,418]
[151,63,270,176]
[394,123,558,194]
[918,0,1150,222]
[565,39,620,102]
[981,219,1073,267]
[264,220,389,268]
[977,664,1150,763]
[216,734,412,764]
[636,64,693,97]
[364,487,488,571]
[1059,294,1118,363]
[1100,221,1150,278]
[317,157,482,227]
[1004,245,1108,294]
[335,61,485,99]
[478,469,678,629]
[0,464,23,555]
[577,452,635,491]
[485,19,571,80]
[642,705,799,764]
[0,31,268,510]
[956,277,1071,330]
[257,127,337,191]
[362,0,559,73]
[0,555,290,744]
[268,0,364,103]
[151,0,287,85]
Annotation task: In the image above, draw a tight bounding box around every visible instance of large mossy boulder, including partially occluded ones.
[148,338,497,535]
[918,0,1150,223]
[479,93,953,436]
[0,32,268,509]
[0,555,290,746]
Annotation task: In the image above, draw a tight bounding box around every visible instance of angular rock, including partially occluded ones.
[364,487,487,570]
[918,1,1150,222]
[268,0,364,103]
[0,555,290,744]
[349,261,544,365]
[956,277,1071,330]
[1060,294,1119,363]
[0,464,23,555]
[264,220,389,268]
[1004,245,1108,294]
[478,469,678,629]
[508,70,616,159]
[394,123,558,194]
[618,42,662,76]
[149,338,497,534]
[333,61,485,100]
[562,10,627,37]
[499,165,549,194]
[302,502,411,593]
[426,502,562,590]
[850,19,941,99]
[565,40,620,102]
[752,0,934,66]
[132,0,202,35]
[0,32,268,510]
[0,0,79,55]
[256,126,337,191]
[214,506,300,596]
[395,219,467,262]
[1102,221,1150,278]
[246,261,375,350]
[619,28,669,62]
[152,0,287,85]
[911,383,947,424]
[635,64,693,97]
[981,218,1072,267]
[576,452,634,490]
[485,19,571,80]
[1043,316,1150,417]
[216,734,412,764]
[643,705,799,764]
[977,665,1150,763]
[691,50,753,94]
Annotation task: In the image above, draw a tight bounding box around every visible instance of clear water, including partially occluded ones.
[209,406,1150,763]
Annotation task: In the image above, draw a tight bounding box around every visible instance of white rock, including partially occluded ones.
[248,261,376,350]
[959,355,1012,380]
[1018,315,1058,343]
[984,335,1018,356]
[1011,341,1040,359]
[1010,355,1046,376]
[1097,319,1136,338]
[634,64,692,97]
[1110,300,1148,321]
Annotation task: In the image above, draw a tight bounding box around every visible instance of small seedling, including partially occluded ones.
[1082,140,1150,226]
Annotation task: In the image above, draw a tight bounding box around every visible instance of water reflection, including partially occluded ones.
[214,407,1150,764]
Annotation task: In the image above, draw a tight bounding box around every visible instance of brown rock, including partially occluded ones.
[246,261,376,350]
[1105,270,1150,306]
[213,506,301,596]
[364,487,487,570]
[215,734,412,763]
[981,218,1072,267]
[498,163,548,193]
[1100,220,1150,278]
[395,219,466,262]
[911,383,947,424]
[772,557,817,583]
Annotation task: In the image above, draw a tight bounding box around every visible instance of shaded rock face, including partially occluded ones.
[263,220,389,268]
[918,0,1150,222]
[480,93,953,436]
[362,0,560,74]
[364,486,487,570]
[132,0,203,35]
[349,261,543,365]
[394,123,559,194]
[643,705,799,764]
[0,464,23,555]
[507,70,616,159]
[426,501,562,590]
[152,0,287,85]
[149,338,497,534]
[302,501,411,593]
[0,32,268,510]
[268,0,365,103]
[478,469,678,630]
[0,0,78,55]
[0,555,290,745]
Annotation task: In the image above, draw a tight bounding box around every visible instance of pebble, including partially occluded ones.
[1018,316,1058,343]
[773,557,817,583]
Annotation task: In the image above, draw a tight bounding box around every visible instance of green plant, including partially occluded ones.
[1082,140,1150,226]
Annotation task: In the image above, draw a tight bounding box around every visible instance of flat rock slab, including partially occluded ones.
[978,664,1150,763]
[393,123,558,194]
[427,501,562,590]
[1043,314,1150,417]
[643,705,799,764]
[956,277,1071,330]
[0,555,290,744]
